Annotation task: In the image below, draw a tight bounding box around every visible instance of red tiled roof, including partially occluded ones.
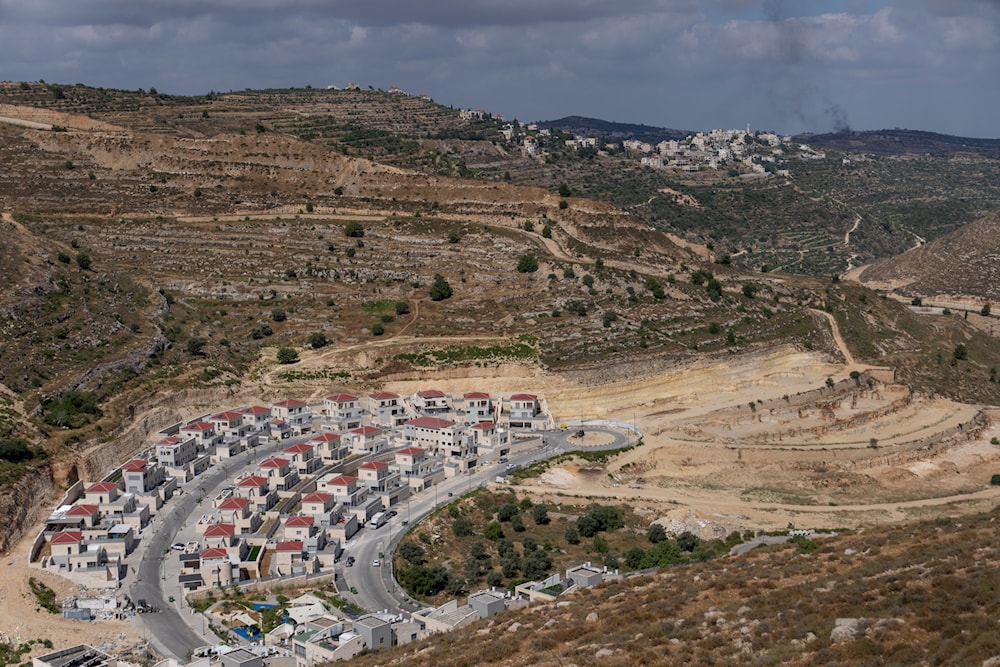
[66,504,99,516]
[510,393,537,401]
[326,393,358,402]
[369,391,399,400]
[182,421,216,431]
[327,475,356,486]
[359,461,388,470]
[204,524,236,537]
[50,530,82,544]
[156,436,182,445]
[240,405,271,415]
[211,411,245,421]
[351,426,381,435]
[397,447,425,456]
[311,433,341,442]
[464,392,490,399]
[219,497,250,510]
[259,457,289,468]
[406,416,455,429]
[472,421,496,429]
[122,459,148,472]
[285,515,314,527]
[417,389,445,398]
[237,475,268,487]
[86,482,118,493]
[276,540,304,552]
[200,547,228,559]
[301,492,332,503]
[271,399,307,408]
[284,443,313,454]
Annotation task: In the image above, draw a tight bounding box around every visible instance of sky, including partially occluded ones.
[1,0,998,137]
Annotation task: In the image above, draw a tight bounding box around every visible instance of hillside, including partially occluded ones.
[351,506,1000,667]
[856,211,1000,303]
[534,116,689,143]
[799,128,1000,157]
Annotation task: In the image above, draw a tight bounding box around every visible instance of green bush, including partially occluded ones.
[517,254,539,273]
[276,347,299,364]
[429,274,453,301]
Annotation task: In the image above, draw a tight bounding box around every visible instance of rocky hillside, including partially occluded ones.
[352,507,1000,667]
[857,211,1000,303]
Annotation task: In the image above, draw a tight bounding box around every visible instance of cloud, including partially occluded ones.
[0,1,995,136]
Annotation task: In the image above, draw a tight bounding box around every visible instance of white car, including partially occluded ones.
[372,559,380,567]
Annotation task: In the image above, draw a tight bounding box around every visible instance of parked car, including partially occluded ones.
[171,543,184,551]
[346,556,356,567]
[372,558,380,567]
[498,457,508,464]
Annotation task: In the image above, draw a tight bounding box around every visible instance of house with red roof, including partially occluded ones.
[274,540,311,574]
[121,459,165,494]
[202,523,239,550]
[284,442,321,476]
[49,530,84,561]
[238,405,272,430]
[316,473,382,522]
[84,481,121,505]
[412,389,449,413]
[209,410,245,432]
[392,446,441,493]
[368,391,407,428]
[66,503,101,528]
[270,399,313,432]
[156,434,198,468]
[258,456,300,493]
[301,491,336,515]
[322,393,365,431]
[283,515,316,540]
[217,496,262,534]
[463,392,495,423]
[346,425,387,455]
[357,461,398,493]
[199,546,238,588]
[235,475,277,512]
[180,420,222,448]
[508,393,548,430]
[310,432,350,465]
[471,421,510,458]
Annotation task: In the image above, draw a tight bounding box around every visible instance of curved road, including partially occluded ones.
[134,426,634,657]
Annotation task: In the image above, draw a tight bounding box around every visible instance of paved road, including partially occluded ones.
[339,427,633,614]
[130,436,307,660]
[135,425,637,656]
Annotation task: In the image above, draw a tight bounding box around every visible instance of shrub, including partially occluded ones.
[75,252,91,270]
[276,347,299,364]
[371,323,385,336]
[429,274,453,301]
[531,504,550,525]
[308,332,328,349]
[558,200,568,210]
[991,474,1000,486]
[399,542,426,566]
[186,337,207,356]
[271,308,287,322]
[394,301,410,315]
[517,254,539,273]
[483,521,504,541]
[343,221,365,237]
